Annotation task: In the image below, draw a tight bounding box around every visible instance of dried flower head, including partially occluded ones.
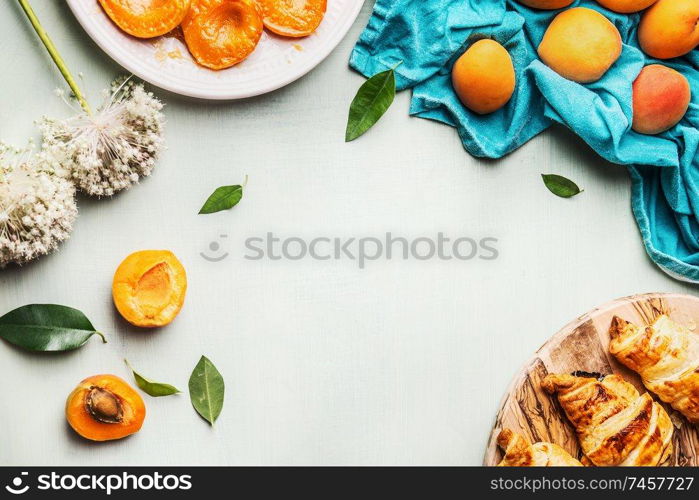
[0,143,77,268]
[41,78,164,197]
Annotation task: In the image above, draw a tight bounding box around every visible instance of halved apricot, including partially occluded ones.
[256,0,327,38]
[112,250,187,328]
[98,0,191,38]
[66,375,146,441]
[182,0,264,69]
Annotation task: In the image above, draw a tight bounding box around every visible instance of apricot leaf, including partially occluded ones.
[541,174,583,198]
[0,304,106,351]
[125,359,180,397]
[345,67,397,142]
[189,355,224,425]
[199,176,247,214]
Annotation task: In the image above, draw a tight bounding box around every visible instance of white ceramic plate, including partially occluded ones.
[67,0,365,100]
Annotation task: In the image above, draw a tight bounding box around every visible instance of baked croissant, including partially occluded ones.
[497,429,582,466]
[541,373,673,466]
[610,315,699,424]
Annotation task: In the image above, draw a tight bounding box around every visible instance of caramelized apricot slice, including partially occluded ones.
[181,0,220,25]
[112,250,187,328]
[66,375,146,441]
[182,0,264,70]
[256,0,327,38]
[98,0,191,38]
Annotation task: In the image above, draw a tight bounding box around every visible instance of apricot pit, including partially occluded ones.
[66,375,145,441]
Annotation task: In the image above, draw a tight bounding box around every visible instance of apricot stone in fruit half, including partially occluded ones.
[632,64,691,135]
[451,39,516,115]
[256,0,327,37]
[182,0,263,70]
[638,0,699,59]
[516,0,574,9]
[112,250,187,328]
[538,7,622,84]
[594,0,658,14]
[66,375,145,441]
[98,0,191,39]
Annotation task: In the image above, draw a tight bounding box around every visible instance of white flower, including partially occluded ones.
[0,143,77,268]
[41,78,165,197]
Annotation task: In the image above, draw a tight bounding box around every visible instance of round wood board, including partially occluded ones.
[484,293,699,466]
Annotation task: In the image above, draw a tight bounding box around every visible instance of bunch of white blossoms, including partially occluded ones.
[41,78,165,197]
[0,143,78,268]
[0,78,164,268]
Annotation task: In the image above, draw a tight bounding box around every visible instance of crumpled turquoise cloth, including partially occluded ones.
[350,0,699,283]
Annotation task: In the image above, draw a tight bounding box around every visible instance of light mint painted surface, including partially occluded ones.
[0,1,695,465]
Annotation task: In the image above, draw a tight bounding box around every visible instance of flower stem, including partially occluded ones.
[17,0,91,115]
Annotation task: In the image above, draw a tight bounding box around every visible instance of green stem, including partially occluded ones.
[17,0,91,114]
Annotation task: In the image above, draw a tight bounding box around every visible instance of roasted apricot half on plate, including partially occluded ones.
[256,0,327,38]
[182,0,264,69]
[66,375,146,441]
[98,0,191,38]
[112,250,187,328]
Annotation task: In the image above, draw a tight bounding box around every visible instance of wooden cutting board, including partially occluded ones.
[483,293,699,466]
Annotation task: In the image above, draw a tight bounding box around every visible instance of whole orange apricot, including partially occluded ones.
[66,375,145,441]
[112,250,187,328]
[98,0,191,38]
[595,0,657,13]
[638,0,699,59]
[451,39,516,114]
[516,0,574,9]
[538,7,622,83]
[632,64,691,135]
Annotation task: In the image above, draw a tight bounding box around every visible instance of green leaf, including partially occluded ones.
[199,176,247,214]
[0,304,106,352]
[189,355,224,425]
[541,174,583,198]
[125,359,180,397]
[345,68,396,142]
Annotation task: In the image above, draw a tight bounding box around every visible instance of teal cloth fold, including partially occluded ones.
[350,0,699,282]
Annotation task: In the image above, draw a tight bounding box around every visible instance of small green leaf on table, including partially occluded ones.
[189,355,225,425]
[199,176,247,214]
[541,174,583,198]
[125,359,181,397]
[346,66,398,142]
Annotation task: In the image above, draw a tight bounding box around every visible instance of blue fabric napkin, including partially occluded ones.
[350,0,699,283]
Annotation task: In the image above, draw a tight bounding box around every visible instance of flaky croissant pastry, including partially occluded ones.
[541,373,673,466]
[610,315,699,424]
[497,429,582,466]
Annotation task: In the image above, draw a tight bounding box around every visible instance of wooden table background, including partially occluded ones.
[0,0,696,465]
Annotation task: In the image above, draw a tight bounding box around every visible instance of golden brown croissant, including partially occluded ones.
[497,429,583,466]
[541,373,673,466]
[610,315,699,424]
